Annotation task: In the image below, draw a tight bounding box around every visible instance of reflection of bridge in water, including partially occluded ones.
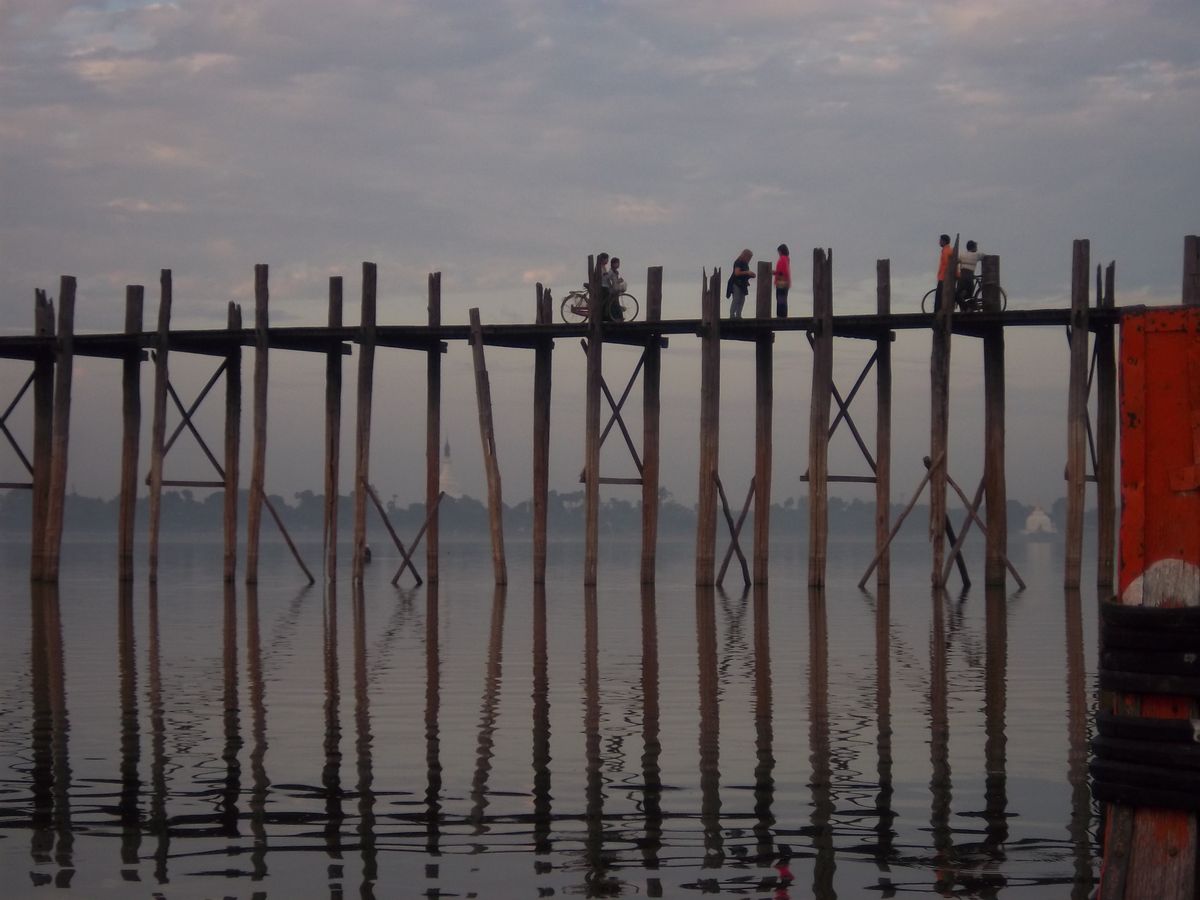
[6,236,1198,593]
[16,577,1096,897]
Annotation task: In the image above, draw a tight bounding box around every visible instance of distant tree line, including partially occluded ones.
[0,487,1099,542]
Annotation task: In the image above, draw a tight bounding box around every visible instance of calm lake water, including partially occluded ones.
[0,535,1100,899]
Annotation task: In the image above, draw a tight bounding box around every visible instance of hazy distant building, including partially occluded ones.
[440,439,462,498]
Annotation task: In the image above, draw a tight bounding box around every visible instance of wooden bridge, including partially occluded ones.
[3,236,1197,591]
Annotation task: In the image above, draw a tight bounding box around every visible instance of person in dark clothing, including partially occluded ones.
[726,248,755,318]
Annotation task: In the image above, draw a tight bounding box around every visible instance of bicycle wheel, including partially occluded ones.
[999,287,1008,311]
[560,291,589,324]
[616,292,639,322]
[921,288,937,314]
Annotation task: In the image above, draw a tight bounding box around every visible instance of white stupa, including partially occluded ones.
[1021,506,1057,540]
[439,439,462,498]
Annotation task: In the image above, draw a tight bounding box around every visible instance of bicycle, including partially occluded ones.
[559,288,640,324]
[921,274,1007,314]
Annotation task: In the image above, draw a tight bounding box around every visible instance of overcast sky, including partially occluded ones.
[2,1,1198,509]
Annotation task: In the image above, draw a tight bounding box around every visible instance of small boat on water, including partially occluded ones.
[1021,506,1057,542]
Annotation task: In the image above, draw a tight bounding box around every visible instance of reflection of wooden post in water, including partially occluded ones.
[641,269,664,584]
[322,583,345,862]
[42,277,75,583]
[424,583,443,856]
[30,584,73,884]
[352,583,377,887]
[808,252,833,587]
[873,585,895,865]
[470,586,506,832]
[751,585,776,863]
[582,585,607,884]
[983,586,1009,855]
[532,584,552,855]
[1064,241,1089,588]
[30,291,55,581]
[117,582,142,868]
[638,583,663,870]
[875,261,892,586]
[223,302,242,583]
[695,274,721,586]
[147,271,172,583]
[426,273,442,584]
[146,584,169,882]
[220,582,241,838]
[1064,589,1094,899]
[928,591,955,890]
[352,265,377,584]
[245,584,269,879]
[118,287,144,583]
[808,587,835,894]
[696,586,723,866]
[532,286,552,584]
[324,278,342,581]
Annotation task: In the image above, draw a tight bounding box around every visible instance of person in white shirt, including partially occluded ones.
[956,240,981,308]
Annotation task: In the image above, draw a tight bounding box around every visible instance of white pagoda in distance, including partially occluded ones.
[439,439,462,498]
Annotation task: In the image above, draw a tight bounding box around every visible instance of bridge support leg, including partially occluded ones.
[1065,240,1090,589]
[1096,262,1117,591]
[42,277,75,584]
[30,292,54,581]
[983,255,1008,587]
[875,260,892,587]
[808,249,833,587]
[754,261,773,585]
[223,301,242,583]
[426,274,442,584]
[640,267,663,585]
[118,286,144,583]
[694,270,721,586]
[245,264,269,585]
[147,270,171,584]
[533,282,552,584]
[324,277,342,580]
[352,263,376,584]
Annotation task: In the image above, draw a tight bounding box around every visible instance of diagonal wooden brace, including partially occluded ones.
[0,372,36,477]
[363,479,422,586]
[715,473,754,587]
[392,491,446,586]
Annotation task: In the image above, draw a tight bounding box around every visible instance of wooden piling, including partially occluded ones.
[532,282,552,584]
[352,263,377,584]
[753,260,773,585]
[929,245,956,587]
[982,255,1008,587]
[223,302,242,583]
[640,267,663,585]
[324,277,342,580]
[1184,235,1199,306]
[1096,262,1117,590]
[808,250,833,587]
[118,286,144,583]
[426,273,442,583]
[1065,240,1089,589]
[30,291,55,581]
[875,260,892,586]
[468,307,508,585]
[584,258,603,586]
[42,276,75,583]
[695,270,721,586]
[147,270,172,583]
[245,264,269,585]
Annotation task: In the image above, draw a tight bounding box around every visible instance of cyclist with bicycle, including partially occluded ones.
[604,257,626,321]
[956,240,980,308]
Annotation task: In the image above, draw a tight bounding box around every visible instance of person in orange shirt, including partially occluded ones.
[934,234,953,312]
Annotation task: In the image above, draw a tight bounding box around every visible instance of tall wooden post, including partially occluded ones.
[324,277,343,580]
[982,255,1008,586]
[118,286,144,583]
[42,276,76,583]
[30,292,55,580]
[245,264,269,585]
[352,263,377,584]
[753,260,773,584]
[640,267,663,585]
[808,250,833,587]
[1065,240,1090,589]
[930,246,956,587]
[223,302,242,583]
[695,270,721,585]
[532,283,552,584]
[147,270,172,584]
[1184,235,1199,306]
[584,258,603,586]
[468,308,508,585]
[875,261,892,587]
[1096,262,1117,590]
[426,273,442,583]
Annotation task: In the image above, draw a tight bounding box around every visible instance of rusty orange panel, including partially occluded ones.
[1119,307,1200,596]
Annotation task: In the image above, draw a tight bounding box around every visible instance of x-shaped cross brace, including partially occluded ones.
[802,340,879,480]
[716,473,754,588]
[0,372,36,485]
[578,339,645,482]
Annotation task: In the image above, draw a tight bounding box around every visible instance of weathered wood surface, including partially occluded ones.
[640,267,663,585]
[245,264,269,585]
[929,243,956,587]
[146,270,171,583]
[426,272,442,583]
[352,263,377,584]
[29,291,54,580]
[223,302,242,583]
[694,271,721,586]
[808,250,833,587]
[754,260,773,584]
[982,255,1008,586]
[584,259,602,586]
[469,307,508,586]
[874,260,892,587]
[1096,262,1117,589]
[118,286,143,583]
[532,283,552,584]
[324,277,342,580]
[1064,240,1089,589]
[41,277,75,583]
